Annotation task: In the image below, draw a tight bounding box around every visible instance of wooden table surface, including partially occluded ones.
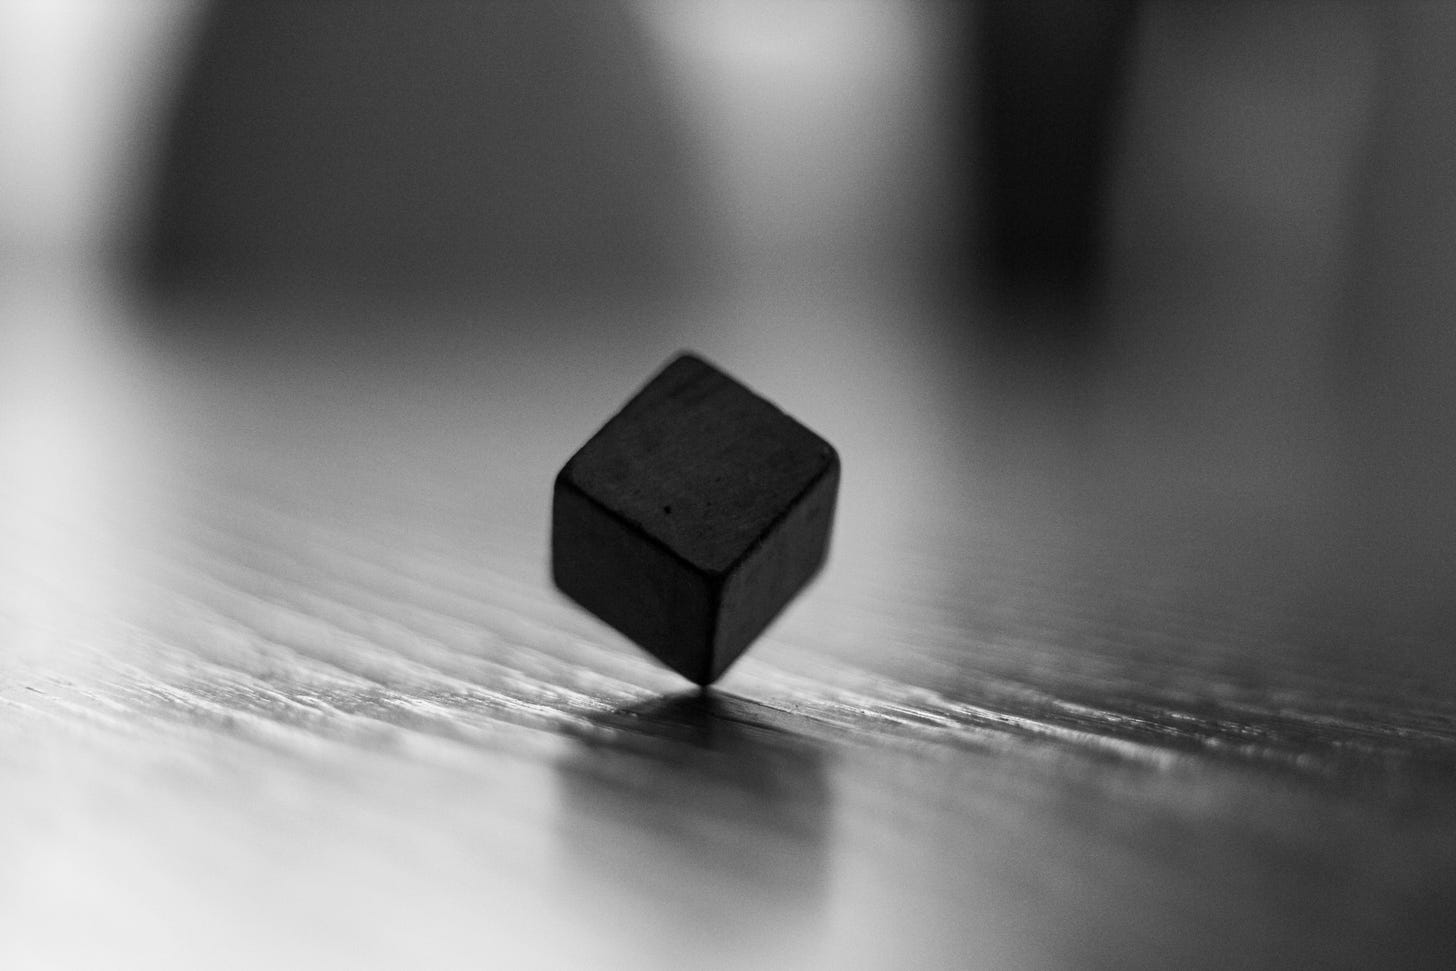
[3,262,1455,970]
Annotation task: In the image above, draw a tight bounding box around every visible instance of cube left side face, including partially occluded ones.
[551,474,717,683]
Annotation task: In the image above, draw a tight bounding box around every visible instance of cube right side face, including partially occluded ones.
[711,452,839,682]
[551,472,717,684]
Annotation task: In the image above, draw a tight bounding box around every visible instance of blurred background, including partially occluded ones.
[7,0,1455,596]
[5,2,1456,968]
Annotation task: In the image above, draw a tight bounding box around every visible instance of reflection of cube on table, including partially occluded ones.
[552,353,840,685]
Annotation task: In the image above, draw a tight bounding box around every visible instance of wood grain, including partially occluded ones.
[3,268,1455,970]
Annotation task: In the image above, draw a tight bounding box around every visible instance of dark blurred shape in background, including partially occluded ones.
[141,1,708,304]
[973,0,1138,338]
[145,0,1148,347]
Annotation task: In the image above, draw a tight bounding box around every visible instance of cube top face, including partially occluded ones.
[559,353,838,576]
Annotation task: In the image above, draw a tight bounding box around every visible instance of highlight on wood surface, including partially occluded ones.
[552,352,840,685]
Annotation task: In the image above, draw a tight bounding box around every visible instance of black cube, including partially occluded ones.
[552,353,839,685]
